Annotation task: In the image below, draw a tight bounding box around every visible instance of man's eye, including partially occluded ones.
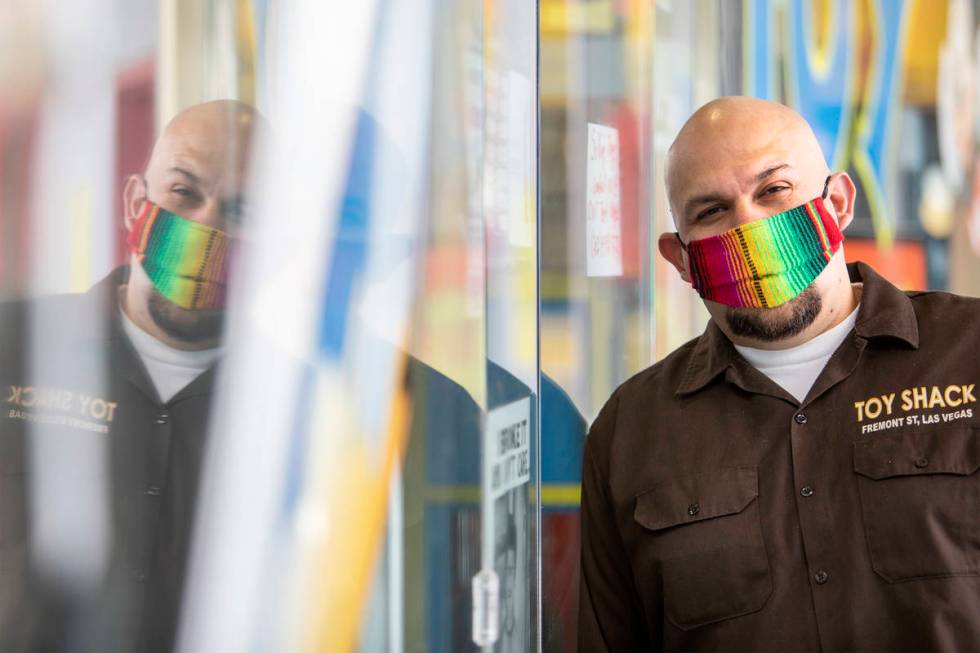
[762,185,790,196]
[171,186,198,199]
[697,206,724,221]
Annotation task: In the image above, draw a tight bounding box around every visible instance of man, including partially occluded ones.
[0,100,258,652]
[578,96,980,651]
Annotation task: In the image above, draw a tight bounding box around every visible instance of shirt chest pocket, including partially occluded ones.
[854,428,980,582]
[632,466,772,631]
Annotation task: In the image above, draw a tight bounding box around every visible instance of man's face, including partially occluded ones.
[124,102,255,346]
[660,100,851,344]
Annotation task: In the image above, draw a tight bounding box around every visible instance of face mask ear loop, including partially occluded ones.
[675,232,695,282]
[821,175,832,200]
[675,232,688,252]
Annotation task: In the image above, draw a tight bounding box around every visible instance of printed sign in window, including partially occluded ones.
[485,397,531,499]
[477,396,532,649]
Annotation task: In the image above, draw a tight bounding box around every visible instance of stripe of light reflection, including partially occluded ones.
[25,0,125,625]
[176,2,379,652]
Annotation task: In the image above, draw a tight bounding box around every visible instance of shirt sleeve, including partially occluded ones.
[577,395,655,651]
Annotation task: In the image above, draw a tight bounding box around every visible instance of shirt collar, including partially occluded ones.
[676,319,736,396]
[676,261,919,396]
[850,261,919,347]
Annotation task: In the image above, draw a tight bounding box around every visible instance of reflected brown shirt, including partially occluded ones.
[578,262,980,652]
[0,268,214,653]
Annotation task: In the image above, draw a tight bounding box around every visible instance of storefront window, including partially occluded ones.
[1,1,977,651]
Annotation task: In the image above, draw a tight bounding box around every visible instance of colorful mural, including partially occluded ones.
[745,0,908,247]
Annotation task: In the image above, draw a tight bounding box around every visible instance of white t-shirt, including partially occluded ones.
[120,309,222,403]
[734,305,860,403]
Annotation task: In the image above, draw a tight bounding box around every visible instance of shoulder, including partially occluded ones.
[4,291,98,333]
[906,289,980,341]
[406,354,480,415]
[586,334,703,458]
[906,288,980,315]
[0,271,123,353]
[0,293,81,335]
[0,293,100,373]
[618,336,702,405]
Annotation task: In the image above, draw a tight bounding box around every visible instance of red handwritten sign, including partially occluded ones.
[586,123,623,277]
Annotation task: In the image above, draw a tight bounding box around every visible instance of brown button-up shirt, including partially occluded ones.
[579,262,980,652]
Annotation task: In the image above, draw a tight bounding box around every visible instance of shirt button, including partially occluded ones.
[145,486,161,496]
[814,570,829,584]
[800,486,814,497]
[134,570,146,583]
[914,457,929,468]
[155,413,170,425]
[794,413,808,425]
[687,503,700,517]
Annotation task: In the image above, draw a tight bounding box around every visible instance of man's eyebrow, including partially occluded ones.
[754,163,792,183]
[169,167,203,185]
[681,163,795,218]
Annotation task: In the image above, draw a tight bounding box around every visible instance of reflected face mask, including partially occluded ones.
[679,177,843,309]
[127,200,233,310]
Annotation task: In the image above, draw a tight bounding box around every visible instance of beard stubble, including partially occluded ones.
[147,290,225,344]
[725,285,823,342]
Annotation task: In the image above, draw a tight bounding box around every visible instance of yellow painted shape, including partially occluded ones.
[540,0,615,36]
[902,0,948,106]
[806,0,838,77]
[236,0,257,105]
[302,357,413,653]
[425,485,482,504]
[70,188,92,293]
[540,484,581,506]
[424,483,582,507]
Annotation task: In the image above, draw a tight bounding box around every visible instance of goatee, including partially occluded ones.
[147,290,225,344]
[726,286,822,342]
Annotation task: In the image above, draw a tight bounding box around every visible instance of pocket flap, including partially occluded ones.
[854,429,979,480]
[634,466,758,531]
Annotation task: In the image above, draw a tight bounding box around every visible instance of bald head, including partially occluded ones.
[156,100,259,153]
[665,96,829,235]
[143,100,260,212]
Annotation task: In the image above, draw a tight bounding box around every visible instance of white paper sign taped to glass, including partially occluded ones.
[586,122,623,277]
[478,396,532,650]
[485,397,532,499]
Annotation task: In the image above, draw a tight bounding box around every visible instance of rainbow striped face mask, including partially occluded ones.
[127,200,234,310]
[678,177,844,309]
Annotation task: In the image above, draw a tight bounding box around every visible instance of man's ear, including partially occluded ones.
[657,232,691,283]
[122,174,146,233]
[826,171,857,232]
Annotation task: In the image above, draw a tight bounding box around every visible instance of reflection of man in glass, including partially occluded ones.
[0,100,258,652]
[121,100,255,349]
